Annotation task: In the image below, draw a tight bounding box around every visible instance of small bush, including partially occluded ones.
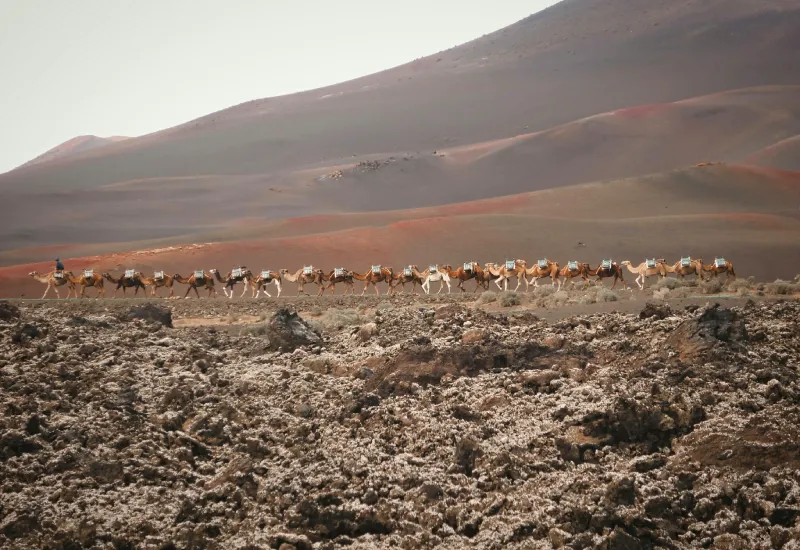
[499,291,521,307]
[243,323,268,336]
[377,301,393,311]
[532,284,556,297]
[727,279,752,294]
[477,291,497,304]
[309,305,323,316]
[700,279,723,295]
[764,280,798,295]
[546,291,569,308]
[671,287,694,299]
[652,277,682,291]
[596,288,618,302]
[652,288,669,301]
[313,308,370,331]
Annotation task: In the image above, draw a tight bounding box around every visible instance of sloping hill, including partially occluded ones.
[746,134,800,171]
[19,135,129,169]
[1,0,799,275]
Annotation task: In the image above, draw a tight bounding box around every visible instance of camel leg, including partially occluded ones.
[436,279,444,294]
[42,284,51,299]
[446,280,451,294]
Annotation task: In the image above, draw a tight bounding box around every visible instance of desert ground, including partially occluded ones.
[1,284,800,548]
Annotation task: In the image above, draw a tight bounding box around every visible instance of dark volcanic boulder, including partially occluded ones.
[665,304,747,361]
[126,303,173,327]
[266,308,321,351]
[0,301,20,321]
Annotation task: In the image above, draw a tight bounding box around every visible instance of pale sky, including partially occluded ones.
[0,1,557,174]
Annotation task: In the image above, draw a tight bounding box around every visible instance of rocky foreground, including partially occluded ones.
[1,297,799,549]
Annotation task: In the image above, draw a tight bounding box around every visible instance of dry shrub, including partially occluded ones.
[532,284,556,297]
[652,277,682,291]
[544,291,569,308]
[477,291,497,305]
[313,308,370,331]
[309,305,323,316]
[243,323,268,336]
[652,288,670,301]
[597,287,618,302]
[377,301,393,311]
[764,280,798,295]
[700,279,723,295]
[727,279,752,293]
[499,291,521,307]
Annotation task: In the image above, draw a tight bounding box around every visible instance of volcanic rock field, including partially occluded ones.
[1,292,799,549]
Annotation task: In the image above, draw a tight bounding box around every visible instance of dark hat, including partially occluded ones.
[55,258,60,261]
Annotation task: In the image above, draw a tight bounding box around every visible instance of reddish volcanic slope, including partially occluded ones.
[3,164,799,298]
[1,0,799,289]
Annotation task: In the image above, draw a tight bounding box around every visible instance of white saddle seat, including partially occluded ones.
[463,262,473,272]
[334,268,345,277]
[371,265,382,274]
[714,258,727,268]
[505,260,516,271]
[154,271,165,281]
[568,261,579,271]
[403,267,413,277]
[645,259,657,269]
[303,266,314,275]
[83,269,94,279]
[124,269,135,278]
[193,270,205,279]
[680,257,692,267]
[600,260,612,270]
[537,259,548,270]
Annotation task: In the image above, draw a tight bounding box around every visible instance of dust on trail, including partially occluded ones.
[1,293,799,549]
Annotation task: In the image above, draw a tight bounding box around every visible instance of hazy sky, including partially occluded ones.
[0,0,557,173]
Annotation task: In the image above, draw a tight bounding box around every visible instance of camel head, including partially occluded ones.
[209,269,217,274]
[28,271,39,277]
[620,260,632,266]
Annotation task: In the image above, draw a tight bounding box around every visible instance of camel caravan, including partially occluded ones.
[27,256,737,299]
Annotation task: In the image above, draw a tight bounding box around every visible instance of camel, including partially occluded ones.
[443,262,486,293]
[320,268,355,296]
[389,266,425,294]
[620,259,667,290]
[213,267,253,298]
[173,270,217,299]
[524,258,560,291]
[250,270,282,298]
[352,265,394,295]
[420,265,451,295]
[700,257,737,284]
[103,271,147,297]
[28,270,76,299]
[66,270,106,298]
[485,260,527,291]
[586,261,628,290]
[280,267,324,296]
[476,263,501,290]
[139,271,176,298]
[661,257,705,280]
[558,261,590,290]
